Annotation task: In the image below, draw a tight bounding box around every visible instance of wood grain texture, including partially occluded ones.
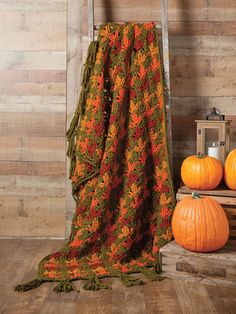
[172,77,236,97]
[0,113,66,136]
[0,31,66,51]
[0,82,66,96]
[0,215,65,237]
[0,51,66,70]
[173,281,218,314]
[171,97,236,116]
[0,239,236,313]
[84,0,236,24]
[170,36,236,57]
[1,0,236,237]
[0,0,66,238]
[170,56,236,78]
[0,99,66,113]
[0,161,65,176]
[168,21,236,36]
[161,241,236,287]
[0,1,67,11]
[0,195,65,217]
[66,0,83,238]
[0,136,65,161]
[0,70,66,83]
[0,11,66,32]
[0,175,65,197]
[143,279,183,313]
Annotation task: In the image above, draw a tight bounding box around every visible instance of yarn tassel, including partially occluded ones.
[139,267,163,282]
[53,279,79,293]
[83,274,109,291]
[118,272,143,287]
[86,41,98,64]
[14,278,45,292]
[66,40,98,179]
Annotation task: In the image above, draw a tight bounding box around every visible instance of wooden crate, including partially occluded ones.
[160,241,236,288]
[176,186,236,246]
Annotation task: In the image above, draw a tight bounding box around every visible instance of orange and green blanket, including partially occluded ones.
[15,22,175,293]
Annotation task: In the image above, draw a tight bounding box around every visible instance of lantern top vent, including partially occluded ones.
[206,107,225,121]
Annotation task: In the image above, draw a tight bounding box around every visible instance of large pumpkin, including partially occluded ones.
[181,155,223,190]
[224,148,236,190]
[172,193,229,252]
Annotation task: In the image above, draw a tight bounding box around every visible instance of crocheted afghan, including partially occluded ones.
[15,22,175,293]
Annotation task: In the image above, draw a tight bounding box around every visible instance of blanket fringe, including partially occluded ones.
[118,272,143,287]
[14,278,45,292]
[83,274,109,291]
[66,40,98,179]
[138,267,163,282]
[53,279,79,293]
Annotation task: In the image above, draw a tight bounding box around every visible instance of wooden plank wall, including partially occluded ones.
[66,0,83,238]
[0,1,67,237]
[0,0,235,237]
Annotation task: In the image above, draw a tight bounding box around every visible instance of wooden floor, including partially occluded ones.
[0,239,236,314]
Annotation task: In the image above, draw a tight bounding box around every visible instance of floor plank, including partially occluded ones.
[173,280,218,314]
[0,239,236,314]
[205,284,231,313]
[112,277,146,314]
[143,279,182,313]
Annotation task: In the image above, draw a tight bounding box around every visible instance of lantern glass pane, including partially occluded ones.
[205,128,220,159]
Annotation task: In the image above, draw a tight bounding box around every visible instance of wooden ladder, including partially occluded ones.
[87,0,173,172]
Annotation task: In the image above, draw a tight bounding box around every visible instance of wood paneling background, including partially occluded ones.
[0,0,67,237]
[0,0,235,237]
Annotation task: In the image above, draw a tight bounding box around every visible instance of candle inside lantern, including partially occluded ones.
[207,141,220,160]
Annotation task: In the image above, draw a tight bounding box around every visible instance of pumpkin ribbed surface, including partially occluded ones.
[181,155,223,190]
[172,193,229,252]
[224,149,236,190]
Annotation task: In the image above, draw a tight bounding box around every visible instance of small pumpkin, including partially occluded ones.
[181,155,223,190]
[224,148,236,190]
[172,192,229,252]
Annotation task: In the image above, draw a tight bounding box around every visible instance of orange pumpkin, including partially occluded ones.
[224,148,236,190]
[181,155,223,190]
[172,192,229,252]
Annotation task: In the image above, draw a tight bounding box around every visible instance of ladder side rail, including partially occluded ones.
[88,0,95,43]
[161,0,173,174]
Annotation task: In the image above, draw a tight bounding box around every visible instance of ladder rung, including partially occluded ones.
[94,23,162,31]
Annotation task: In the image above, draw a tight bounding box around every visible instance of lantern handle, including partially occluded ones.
[210,107,221,116]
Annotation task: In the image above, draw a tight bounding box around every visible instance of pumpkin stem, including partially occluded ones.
[197,154,205,159]
[192,192,201,199]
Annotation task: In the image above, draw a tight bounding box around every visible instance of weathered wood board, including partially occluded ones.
[160,241,236,289]
[1,0,236,237]
[0,0,67,237]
